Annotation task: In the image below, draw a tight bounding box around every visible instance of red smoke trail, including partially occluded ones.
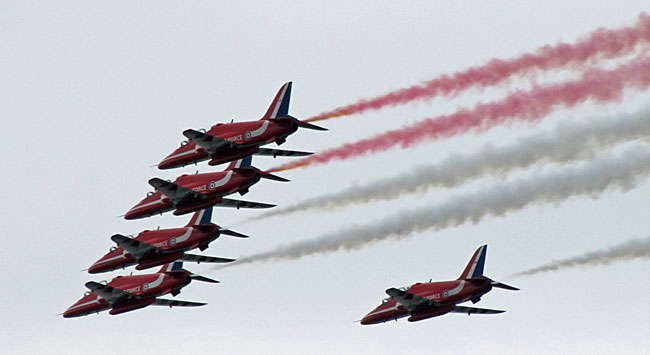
[307,13,650,122]
[269,56,650,172]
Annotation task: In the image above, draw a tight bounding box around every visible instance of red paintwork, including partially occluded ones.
[124,169,261,220]
[63,270,192,318]
[88,225,220,274]
[360,278,493,325]
[158,118,298,169]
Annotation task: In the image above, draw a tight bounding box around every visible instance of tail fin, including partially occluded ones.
[185,207,213,227]
[159,261,184,273]
[458,245,487,280]
[261,82,292,119]
[225,156,253,170]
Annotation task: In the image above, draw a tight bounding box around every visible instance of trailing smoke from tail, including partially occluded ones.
[307,13,650,122]
[512,236,650,277]
[218,145,650,268]
[258,108,650,220]
[270,56,650,173]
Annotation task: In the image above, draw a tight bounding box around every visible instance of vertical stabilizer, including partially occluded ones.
[225,156,253,170]
[458,245,487,280]
[185,207,213,227]
[158,261,184,273]
[261,82,292,119]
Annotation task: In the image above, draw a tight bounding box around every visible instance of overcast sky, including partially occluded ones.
[1,2,649,354]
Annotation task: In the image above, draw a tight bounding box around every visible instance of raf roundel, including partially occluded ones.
[245,131,252,141]
[170,237,177,246]
[209,181,217,190]
[143,283,149,292]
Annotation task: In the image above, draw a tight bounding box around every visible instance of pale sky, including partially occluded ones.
[1,2,649,354]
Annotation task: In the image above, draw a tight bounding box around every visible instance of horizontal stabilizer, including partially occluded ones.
[451,306,505,315]
[153,298,207,307]
[219,228,250,238]
[256,148,313,157]
[181,253,235,264]
[491,281,519,291]
[190,273,219,283]
[260,172,290,182]
[297,120,328,131]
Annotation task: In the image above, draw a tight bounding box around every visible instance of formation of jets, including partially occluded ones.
[64,82,518,323]
[64,82,326,317]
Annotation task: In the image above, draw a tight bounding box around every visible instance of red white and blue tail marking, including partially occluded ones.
[458,245,487,280]
[262,82,292,119]
[225,155,253,170]
[185,207,214,227]
[159,261,184,273]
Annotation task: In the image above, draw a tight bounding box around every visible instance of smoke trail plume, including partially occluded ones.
[220,145,650,268]
[270,56,650,173]
[258,109,650,220]
[512,236,650,277]
[307,13,650,122]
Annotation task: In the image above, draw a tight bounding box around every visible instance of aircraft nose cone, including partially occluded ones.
[87,261,103,274]
[124,209,138,220]
[62,302,82,318]
[124,202,148,220]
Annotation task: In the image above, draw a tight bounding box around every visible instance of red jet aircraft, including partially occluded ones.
[90,207,248,273]
[63,262,217,318]
[157,81,326,170]
[360,245,518,325]
[125,156,283,220]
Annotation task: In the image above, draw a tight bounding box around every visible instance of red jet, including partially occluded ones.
[90,207,248,274]
[125,156,284,220]
[157,81,326,170]
[63,262,217,318]
[360,245,518,325]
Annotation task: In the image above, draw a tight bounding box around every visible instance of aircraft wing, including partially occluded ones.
[85,281,137,305]
[386,288,439,312]
[217,198,276,209]
[450,306,505,315]
[152,298,207,307]
[256,147,313,158]
[183,129,240,155]
[149,178,207,206]
[181,253,235,264]
[111,234,164,260]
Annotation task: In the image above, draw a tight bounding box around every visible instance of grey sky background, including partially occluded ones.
[1,2,649,354]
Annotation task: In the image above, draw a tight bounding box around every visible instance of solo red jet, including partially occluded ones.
[157,81,326,170]
[360,245,518,325]
[90,207,248,274]
[125,156,283,220]
[63,262,217,318]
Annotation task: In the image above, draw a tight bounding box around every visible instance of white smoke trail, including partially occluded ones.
[256,109,650,220]
[512,236,650,277]
[219,144,650,268]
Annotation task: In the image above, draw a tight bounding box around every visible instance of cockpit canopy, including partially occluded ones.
[381,286,410,304]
